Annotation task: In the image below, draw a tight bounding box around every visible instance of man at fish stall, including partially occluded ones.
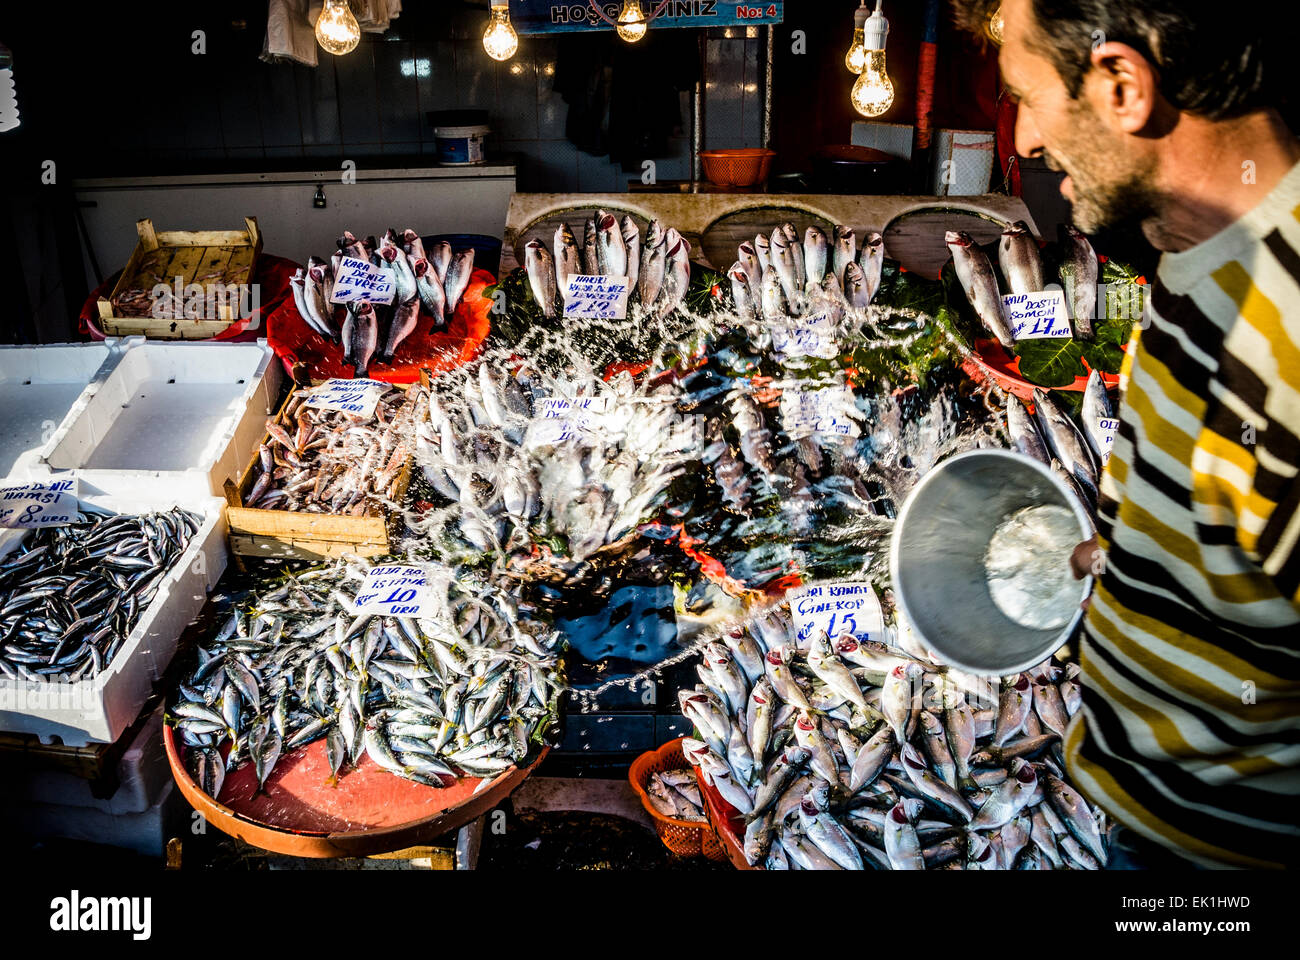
[951,0,1299,868]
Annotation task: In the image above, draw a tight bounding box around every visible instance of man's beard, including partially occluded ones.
[1044,109,1160,234]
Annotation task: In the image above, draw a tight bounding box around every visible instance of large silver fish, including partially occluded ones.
[1060,224,1098,340]
[524,240,559,319]
[947,230,1014,349]
[443,248,475,316]
[554,222,583,294]
[998,220,1044,295]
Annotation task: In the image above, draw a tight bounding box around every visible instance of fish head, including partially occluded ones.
[795,711,816,732]
[890,799,921,824]
[1013,675,1031,693]
[865,232,883,250]
[599,213,618,233]
[944,230,973,248]
[835,635,859,656]
[412,258,430,278]
[1012,758,1037,785]
[900,742,927,770]
[729,263,749,283]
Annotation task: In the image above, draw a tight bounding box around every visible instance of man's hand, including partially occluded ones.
[1070,536,1101,579]
[1071,536,1102,612]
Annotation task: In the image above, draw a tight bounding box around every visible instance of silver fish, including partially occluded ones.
[832,225,857,284]
[998,220,1044,295]
[1060,224,1098,340]
[1080,369,1116,465]
[859,231,885,305]
[554,222,582,294]
[443,249,475,316]
[524,240,559,319]
[947,230,1014,349]
[803,226,829,286]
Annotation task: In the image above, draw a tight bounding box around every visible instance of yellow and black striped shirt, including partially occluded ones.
[1065,161,1300,869]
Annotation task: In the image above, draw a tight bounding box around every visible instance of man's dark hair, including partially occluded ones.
[951,1,1277,120]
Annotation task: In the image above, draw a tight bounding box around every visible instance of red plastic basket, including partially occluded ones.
[699,149,776,188]
[629,740,728,861]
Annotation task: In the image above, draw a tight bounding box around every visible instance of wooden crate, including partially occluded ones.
[97,217,263,339]
[224,378,421,561]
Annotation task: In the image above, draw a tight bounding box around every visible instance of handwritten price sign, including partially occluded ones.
[562,275,629,320]
[0,478,80,528]
[330,256,397,305]
[525,396,608,447]
[790,581,884,645]
[1005,289,1073,340]
[302,378,392,419]
[352,565,436,617]
[772,313,838,360]
[1095,417,1119,465]
[780,385,860,438]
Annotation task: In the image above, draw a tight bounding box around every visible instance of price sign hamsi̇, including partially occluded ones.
[0,478,80,528]
[352,565,437,617]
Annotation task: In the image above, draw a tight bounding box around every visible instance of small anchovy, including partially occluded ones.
[2,507,201,682]
[171,558,563,796]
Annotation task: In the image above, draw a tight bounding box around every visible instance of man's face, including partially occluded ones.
[999,0,1157,233]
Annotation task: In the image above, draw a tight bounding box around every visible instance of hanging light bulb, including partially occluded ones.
[617,1,649,43]
[314,0,361,56]
[986,5,1005,45]
[845,1,869,74]
[850,0,894,118]
[483,0,519,62]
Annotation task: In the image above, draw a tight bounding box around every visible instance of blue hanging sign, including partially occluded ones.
[511,1,784,35]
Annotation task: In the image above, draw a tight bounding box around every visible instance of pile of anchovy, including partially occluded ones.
[679,606,1107,870]
[0,508,203,683]
[172,557,564,800]
[413,361,700,568]
[243,384,416,514]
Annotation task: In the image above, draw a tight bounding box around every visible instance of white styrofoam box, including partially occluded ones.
[930,129,996,197]
[0,338,133,479]
[34,339,282,499]
[0,493,227,746]
[851,120,915,161]
[8,704,168,815]
[7,777,183,857]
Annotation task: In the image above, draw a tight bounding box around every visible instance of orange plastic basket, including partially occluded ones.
[699,148,776,188]
[629,739,728,861]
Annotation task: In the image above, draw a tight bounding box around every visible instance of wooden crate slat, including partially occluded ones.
[195,245,234,285]
[165,246,205,288]
[156,229,251,246]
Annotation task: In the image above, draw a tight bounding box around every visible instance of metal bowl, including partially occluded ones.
[889,449,1093,676]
